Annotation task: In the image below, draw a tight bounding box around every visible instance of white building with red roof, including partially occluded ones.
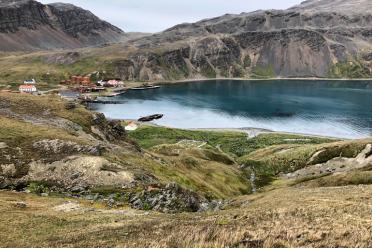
[19,85,37,94]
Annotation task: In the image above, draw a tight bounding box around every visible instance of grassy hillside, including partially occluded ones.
[1,185,371,247]
[1,48,371,92]
[0,93,251,200]
[0,93,371,247]
[128,126,335,157]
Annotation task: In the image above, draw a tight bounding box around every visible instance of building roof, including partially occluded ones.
[19,85,36,89]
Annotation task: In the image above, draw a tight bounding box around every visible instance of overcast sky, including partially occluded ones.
[40,0,302,33]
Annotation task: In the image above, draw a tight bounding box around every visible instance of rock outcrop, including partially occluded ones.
[110,0,372,80]
[129,183,223,213]
[0,0,125,51]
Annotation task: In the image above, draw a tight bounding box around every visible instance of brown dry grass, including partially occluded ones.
[1,184,371,248]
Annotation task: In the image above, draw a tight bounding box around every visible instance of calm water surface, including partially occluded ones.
[91,80,372,139]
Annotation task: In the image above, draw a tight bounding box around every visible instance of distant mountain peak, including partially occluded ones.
[0,0,125,51]
[289,0,372,13]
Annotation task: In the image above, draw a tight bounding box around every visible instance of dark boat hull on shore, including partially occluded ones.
[138,114,164,122]
[131,86,160,90]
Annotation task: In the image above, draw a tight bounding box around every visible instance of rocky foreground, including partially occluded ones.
[1,184,371,247]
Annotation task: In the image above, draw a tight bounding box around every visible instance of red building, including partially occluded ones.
[61,75,91,86]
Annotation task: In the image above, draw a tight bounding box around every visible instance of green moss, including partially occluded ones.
[28,182,49,195]
[231,64,245,78]
[243,55,251,67]
[238,139,371,188]
[251,65,276,78]
[200,62,217,78]
[328,60,371,78]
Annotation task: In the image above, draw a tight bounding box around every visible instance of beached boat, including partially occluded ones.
[138,114,164,122]
[130,84,160,90]
[106,91,126,97]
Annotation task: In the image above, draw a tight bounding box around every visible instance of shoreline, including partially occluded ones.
[150,77,372,86]
[189,127,347,140]
[122,121,351,140]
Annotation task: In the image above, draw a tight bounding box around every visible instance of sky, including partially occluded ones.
[40,0,302,33]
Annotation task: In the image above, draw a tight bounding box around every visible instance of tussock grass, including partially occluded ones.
[125,152,250,199]
[1,185,371,247]
[0,93,93,131]
[0,117,86,147]
[238,139,372,188]
[301,171,372,187]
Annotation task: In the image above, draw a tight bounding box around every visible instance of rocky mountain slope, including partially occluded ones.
[0,0,125,51]
[106,0,372,80]
[1,0,371,82]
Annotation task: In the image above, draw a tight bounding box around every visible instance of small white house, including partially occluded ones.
[19,85,37,93]
[108,80,124,87]
[23,79,36,84]
[125,122,138,131]
[97,80,107,87]
[97,79,124,87]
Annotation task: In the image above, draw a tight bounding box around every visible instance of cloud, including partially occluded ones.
[40,0,302,32]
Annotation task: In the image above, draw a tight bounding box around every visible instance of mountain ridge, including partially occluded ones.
[0,0,125,51]
[0,0,371,80]
[105,0,371,80]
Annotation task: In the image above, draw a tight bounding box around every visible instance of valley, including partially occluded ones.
[0,92,371,247]
[0,0,371,247]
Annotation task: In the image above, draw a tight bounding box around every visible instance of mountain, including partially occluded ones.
[289,0,372,13]
[107,0,372,80]
[0,0,125,51]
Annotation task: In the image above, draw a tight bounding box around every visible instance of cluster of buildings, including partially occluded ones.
[60,76,91,86]
[60,75,125,93]
[13,75,126,97]
[97,79,125,88]
[19,79,38,94]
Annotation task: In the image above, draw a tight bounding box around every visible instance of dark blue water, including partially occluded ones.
[92,80,372,139]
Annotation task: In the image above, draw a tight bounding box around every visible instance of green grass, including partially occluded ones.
[0,93,93,132]
[303,171,372,187]
[123,153,250,199]
[127,126,341,192]
[243,55,251,67]
[251,65,276,79]
[0,53,115,90]
[328,60,371,78]
[0,117,87,147]
[200,62,217,78]
[128,126,335,157]
[238,139,372,188]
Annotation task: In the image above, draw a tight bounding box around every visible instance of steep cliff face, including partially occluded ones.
[111,0,372,80]
[0,0,125,51]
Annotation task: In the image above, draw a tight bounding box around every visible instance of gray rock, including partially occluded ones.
[0,0,125,51]
[111,0,372,80]
[13,201,27,209]
[69,185,86,193]
[129,182,209,213]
